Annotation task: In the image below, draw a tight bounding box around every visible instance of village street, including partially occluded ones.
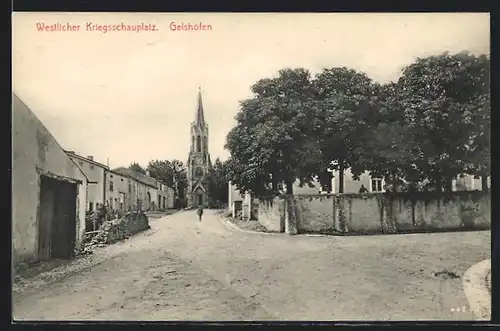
[13,210,490,321]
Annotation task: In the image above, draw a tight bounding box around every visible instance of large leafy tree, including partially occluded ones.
[226,68,321,199]
[206,158,230,206]
[354,82,423,191]
[397,52,490,191]
[311,67,377,192]
[147,159,188,198]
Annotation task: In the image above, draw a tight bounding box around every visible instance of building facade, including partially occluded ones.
[12,94,88,265]
[186,88,212,207]
[112,167,168,211]
[66,152,108,211]
[106,170,130,212]
[157,181,175,209]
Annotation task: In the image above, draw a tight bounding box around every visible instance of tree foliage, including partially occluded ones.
[226,51,490,197]
[129,162,146,175]
[206,157,230,206]
[311,67,379,192]
[396,52,490,191]
[147,159,188,198]
[225,68,321,198]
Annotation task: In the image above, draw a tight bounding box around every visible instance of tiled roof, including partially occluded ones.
[113,167,157,188]
[65,151,109,169]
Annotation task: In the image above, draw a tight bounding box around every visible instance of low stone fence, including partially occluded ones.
[84,212,150,245]
[256,191,491,235]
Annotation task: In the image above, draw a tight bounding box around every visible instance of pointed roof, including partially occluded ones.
[195,87,205,126]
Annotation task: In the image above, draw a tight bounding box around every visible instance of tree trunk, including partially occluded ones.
[435,172,442,193]
[481,176,489,192]
[390,171,397,192]
[339,163,345,193]
[445,177,453,192]
[286,178,294,195]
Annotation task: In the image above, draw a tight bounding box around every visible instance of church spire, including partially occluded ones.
[195,87,205,126]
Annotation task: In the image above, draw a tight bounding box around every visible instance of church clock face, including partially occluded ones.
[194,157,203,165]
[194,167,204,178]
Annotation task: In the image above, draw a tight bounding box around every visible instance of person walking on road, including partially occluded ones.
[197,206,204,221]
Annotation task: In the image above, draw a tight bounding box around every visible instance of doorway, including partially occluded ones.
[197,194,203,206]
[38,175,78,261]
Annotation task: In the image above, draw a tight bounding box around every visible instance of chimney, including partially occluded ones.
[67,151,75,154]
[87,155,94,161]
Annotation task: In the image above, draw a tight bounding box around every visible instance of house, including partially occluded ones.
[296,168,490,194]
[112,167,160,211]
[228,181,252,219]
[106,169,130,212]
[157,181,175,209]
[12,94,88,265]
[66,152,109,211]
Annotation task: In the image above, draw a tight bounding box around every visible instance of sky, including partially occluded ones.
[12,12,490,169]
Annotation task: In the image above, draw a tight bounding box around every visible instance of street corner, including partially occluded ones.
[218,215,246,233]
[462,259,491,320]
[218,215,282,236]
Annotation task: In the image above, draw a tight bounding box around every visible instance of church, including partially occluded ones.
[186,88,212,208]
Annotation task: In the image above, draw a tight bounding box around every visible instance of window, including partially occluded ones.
[121,178,124,182]
[196,136,201,152]
[79,161,84,166]
[371,178,383,192]
[89,202,94,211]
[109,181,114,191]
[128,183,132,193]
[90,164,95,170]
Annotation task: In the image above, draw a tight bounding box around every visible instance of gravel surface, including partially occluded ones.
[13,210,491,321]
[228,217,273,233]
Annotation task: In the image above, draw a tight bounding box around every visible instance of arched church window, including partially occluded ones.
[197,136,201,152]
[192,136,195,151]
[204,136,208,151]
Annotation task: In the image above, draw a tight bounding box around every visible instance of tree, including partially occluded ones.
[129,162,146,174]
[396,52,490,191]
[206,158,230,206]
[311,67,377,192]
[147,159,188,199]
[225,68,321,199]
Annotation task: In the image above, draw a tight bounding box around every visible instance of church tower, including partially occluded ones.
[186,88,212,207]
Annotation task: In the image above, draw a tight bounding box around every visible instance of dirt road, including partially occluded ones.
[13,210,490,321]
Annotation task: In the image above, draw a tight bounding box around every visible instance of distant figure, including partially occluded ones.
[197,206,204,221]
[359,184,369,193]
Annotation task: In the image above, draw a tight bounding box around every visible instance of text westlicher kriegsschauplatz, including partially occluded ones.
[35,22,213,33]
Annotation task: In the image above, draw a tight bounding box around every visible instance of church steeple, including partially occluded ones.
[187,87,211,208]
[195,87,205,126]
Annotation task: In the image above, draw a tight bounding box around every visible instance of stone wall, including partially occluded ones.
[256,197,285,232]
[88,212,150,244]
[265,191,490,235]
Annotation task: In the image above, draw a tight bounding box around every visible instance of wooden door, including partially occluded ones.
[38,184,55,261]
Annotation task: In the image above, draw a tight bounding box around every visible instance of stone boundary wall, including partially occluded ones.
[86,212,150,244]
[257,191,490,235]
[256,197,285,232]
